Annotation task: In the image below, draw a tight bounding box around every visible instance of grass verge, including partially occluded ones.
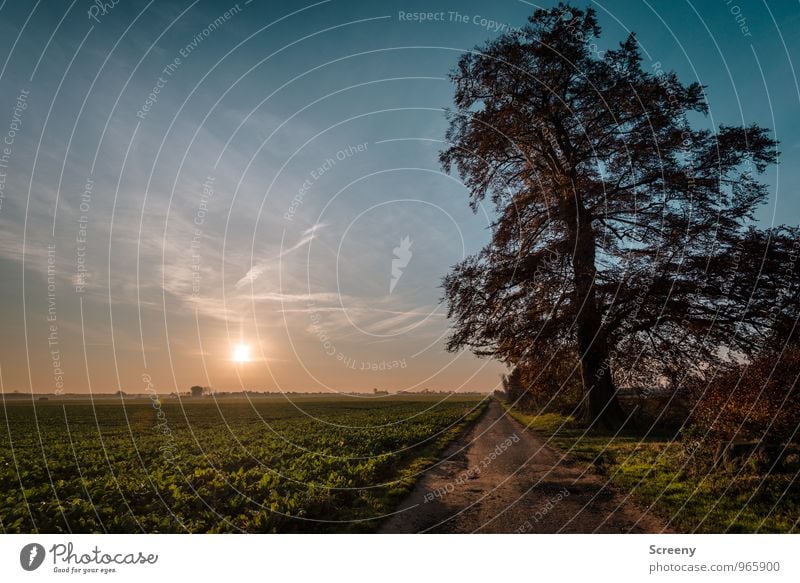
[503,405,799,533]
[364,398,490,531]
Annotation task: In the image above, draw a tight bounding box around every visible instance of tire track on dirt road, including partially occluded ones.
[380,400,666,533]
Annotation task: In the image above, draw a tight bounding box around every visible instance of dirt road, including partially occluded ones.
[380,400,666,533]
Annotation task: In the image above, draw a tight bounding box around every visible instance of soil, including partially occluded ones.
[380,400,667,533]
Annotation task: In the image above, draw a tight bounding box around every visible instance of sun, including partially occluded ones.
[231,343,251,363]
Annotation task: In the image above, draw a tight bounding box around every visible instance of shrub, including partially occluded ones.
[503,349,583,414]
[691,347,800,444]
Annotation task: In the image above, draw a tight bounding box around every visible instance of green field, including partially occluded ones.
[504,408,800,533]
[0,395,486,533]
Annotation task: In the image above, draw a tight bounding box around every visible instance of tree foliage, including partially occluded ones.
[440,4,793,428]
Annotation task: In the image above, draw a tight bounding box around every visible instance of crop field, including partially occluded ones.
[0,395,487,533]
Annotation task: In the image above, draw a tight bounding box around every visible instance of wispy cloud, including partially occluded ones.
[235,222,326,289]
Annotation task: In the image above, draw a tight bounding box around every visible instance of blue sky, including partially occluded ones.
[0,0,797,394]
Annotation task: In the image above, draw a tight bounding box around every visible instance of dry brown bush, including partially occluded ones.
[691,347,800,444]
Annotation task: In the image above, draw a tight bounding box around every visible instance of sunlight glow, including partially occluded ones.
[232,344,251,363]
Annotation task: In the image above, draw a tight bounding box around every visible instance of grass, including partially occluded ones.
[503,405,799,533]
[0,395,488,533]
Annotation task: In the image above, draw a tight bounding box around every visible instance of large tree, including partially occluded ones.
[440,4,791,429]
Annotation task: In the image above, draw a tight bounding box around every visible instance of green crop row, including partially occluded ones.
[0,396,486,533]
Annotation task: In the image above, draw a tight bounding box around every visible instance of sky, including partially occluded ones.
[0,0,797,395]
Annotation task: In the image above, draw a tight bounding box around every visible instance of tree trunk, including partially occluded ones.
[567,193,627,431]
[576,329,627,430]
